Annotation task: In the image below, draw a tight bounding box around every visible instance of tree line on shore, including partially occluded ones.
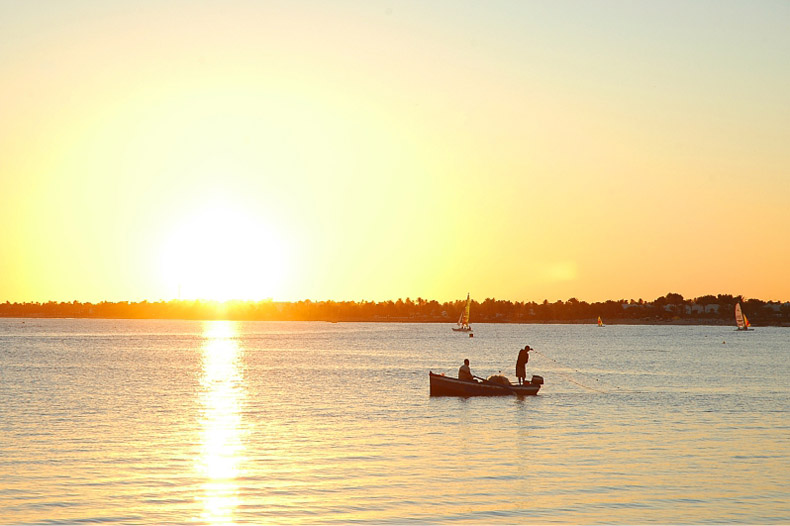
[2,293,789,325]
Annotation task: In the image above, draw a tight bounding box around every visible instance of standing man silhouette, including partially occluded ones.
[516,345,531,385]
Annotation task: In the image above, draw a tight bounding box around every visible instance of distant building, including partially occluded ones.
[621,303,644,310]
[766,302,790,313]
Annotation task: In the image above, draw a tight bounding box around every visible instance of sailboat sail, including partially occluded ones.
[453,293,472,331]
[735,303,746,330]
[597,316,603,327]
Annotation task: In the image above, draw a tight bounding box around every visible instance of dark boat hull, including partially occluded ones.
[429,372,541,397]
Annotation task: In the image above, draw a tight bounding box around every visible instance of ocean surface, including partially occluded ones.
[1,319,788,524]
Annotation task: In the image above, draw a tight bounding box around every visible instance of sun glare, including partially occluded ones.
[160,203,289,301]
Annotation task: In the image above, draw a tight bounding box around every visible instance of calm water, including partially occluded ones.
[1,319,789,524]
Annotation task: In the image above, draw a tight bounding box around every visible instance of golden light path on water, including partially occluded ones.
[197,320,246,525]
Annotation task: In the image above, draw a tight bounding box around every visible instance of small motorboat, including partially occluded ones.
[429,371,543,397]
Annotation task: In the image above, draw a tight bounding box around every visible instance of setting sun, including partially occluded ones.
[160,202,290,301]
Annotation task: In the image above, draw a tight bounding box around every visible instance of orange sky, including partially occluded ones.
[2,1,789,304]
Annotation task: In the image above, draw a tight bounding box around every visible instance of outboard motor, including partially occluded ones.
[530,375,544,385]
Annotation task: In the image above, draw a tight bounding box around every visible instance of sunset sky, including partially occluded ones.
[2,1,788,304]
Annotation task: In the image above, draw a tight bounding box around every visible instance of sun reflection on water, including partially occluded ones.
[197,320,246,525]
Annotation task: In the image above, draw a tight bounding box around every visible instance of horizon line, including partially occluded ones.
[3,293,788,305]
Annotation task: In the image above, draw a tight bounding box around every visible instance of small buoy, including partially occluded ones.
[469,333,474,338]
[723,341,726,344]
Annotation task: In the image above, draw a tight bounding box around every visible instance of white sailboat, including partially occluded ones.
[734,303,752,331]
[452,293,473,332]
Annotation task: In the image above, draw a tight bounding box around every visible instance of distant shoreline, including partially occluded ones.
[2,314,788,327]
[2,295,788,326]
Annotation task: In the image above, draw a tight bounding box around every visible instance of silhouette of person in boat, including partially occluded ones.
[458,358,476,382]
[516,345,531,385]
